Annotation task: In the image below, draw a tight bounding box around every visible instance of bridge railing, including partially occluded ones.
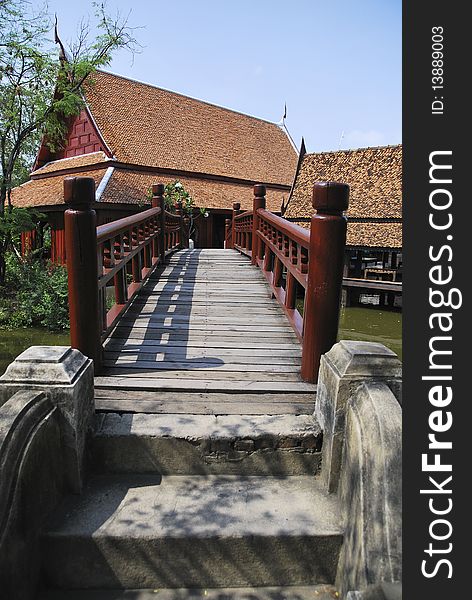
[232,182,349,382]
[64,178,185,371]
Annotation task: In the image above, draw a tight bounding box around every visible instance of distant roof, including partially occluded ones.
[283,144,402,249]
[82,70,297,186]
[284,144,402,220]
[293,219,402,249]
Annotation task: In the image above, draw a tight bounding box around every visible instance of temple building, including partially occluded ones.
[12,70,297,261]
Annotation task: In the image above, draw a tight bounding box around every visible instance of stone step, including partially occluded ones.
[92,413,322,476]
[38,584,339,599]
[41,475,343,589]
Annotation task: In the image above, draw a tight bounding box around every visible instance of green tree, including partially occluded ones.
[0,0,138,282]
[163,180,208,241]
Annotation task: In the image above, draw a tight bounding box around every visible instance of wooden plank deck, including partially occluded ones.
[94,249,317,414]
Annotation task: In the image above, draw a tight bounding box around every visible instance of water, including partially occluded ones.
[0,328,70,376]
[338,306,402,360]
[0,307,402,376]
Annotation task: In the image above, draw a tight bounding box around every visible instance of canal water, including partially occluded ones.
[0,307,402,376]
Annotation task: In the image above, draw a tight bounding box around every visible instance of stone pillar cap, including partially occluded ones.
[324,340,402,378]
[0,346,90,385]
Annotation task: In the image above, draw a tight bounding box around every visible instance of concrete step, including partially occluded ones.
[41,475,343,589]
[92,413,322,476]
[38,584,338,599]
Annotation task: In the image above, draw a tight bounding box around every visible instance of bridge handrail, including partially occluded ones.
[64,178,186,371]
[231,182,349,382]
[96,207,160,243]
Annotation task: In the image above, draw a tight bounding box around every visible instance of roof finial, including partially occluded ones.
[54,15,70,64]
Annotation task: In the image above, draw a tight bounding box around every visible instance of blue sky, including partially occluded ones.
[33,0,401,153]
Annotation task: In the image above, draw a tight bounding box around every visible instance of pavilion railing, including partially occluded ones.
[64,178,185,371]
[231,182,349,382]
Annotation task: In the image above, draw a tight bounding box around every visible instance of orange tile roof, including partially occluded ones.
[284,145,402,249]
[293,220,402,249]
[284,145,402,220]
[11,169,108,208]
[84,71,297,186]
[32,152,111,176]
[102,169,285,212]
[12,167,286,213]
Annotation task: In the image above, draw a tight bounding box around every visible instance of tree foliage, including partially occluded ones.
[0,0,138,282]
[0,252,69,330]
[163,180,208,241]
[0,0,138,209]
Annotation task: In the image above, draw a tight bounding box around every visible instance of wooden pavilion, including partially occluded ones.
[12,70,297,262]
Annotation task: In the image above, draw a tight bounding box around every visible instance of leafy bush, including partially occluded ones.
[0,253,69,330]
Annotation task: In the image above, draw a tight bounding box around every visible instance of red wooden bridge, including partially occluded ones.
[64,178,349,415]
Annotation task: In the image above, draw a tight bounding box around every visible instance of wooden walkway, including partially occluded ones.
[94,249,316,414]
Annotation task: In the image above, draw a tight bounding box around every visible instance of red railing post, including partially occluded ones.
[64,177,102,371]
[152,183,166,264]
[252,184,266,264]
[176,201,184,248]
[182,216,190,248]
[232,202,240,248]
[225,218,232,249]
[301,182,349,382]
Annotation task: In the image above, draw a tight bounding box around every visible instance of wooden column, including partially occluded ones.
[252,184,266,265]
[301,182,349,382]
[64,177,102,371]
[152,183,166,264]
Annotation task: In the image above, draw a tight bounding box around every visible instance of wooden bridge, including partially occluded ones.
[64,178,349,415]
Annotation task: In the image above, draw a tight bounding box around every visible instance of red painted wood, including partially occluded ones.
[152,184,166,265]
[56,110,107,159]
[301,182,349,382]
[252,184,266,264]
[64,177,102,371]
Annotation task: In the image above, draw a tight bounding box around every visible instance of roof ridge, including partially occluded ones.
[93,69,285,130]
[305,144,402,157]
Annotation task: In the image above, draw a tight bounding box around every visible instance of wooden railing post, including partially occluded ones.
[64,177,102,371]
[183,216,190,248]
[301,182,349,382]
[152,183,166,264]
[175,201,187,248]
[252,184,266,264]
[225,218,232,249]
[232,202,240,248]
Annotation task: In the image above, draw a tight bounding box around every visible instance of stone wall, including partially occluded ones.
[316,341,402,598]
[0,347,95,600]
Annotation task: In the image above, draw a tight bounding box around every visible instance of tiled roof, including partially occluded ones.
[31,152,111,176]
[11,169,108,208]
[293,220,402,249]
[103,169,285,212]
[12,167,285,213]
[284,145,402,220]
[84,71,297,185]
